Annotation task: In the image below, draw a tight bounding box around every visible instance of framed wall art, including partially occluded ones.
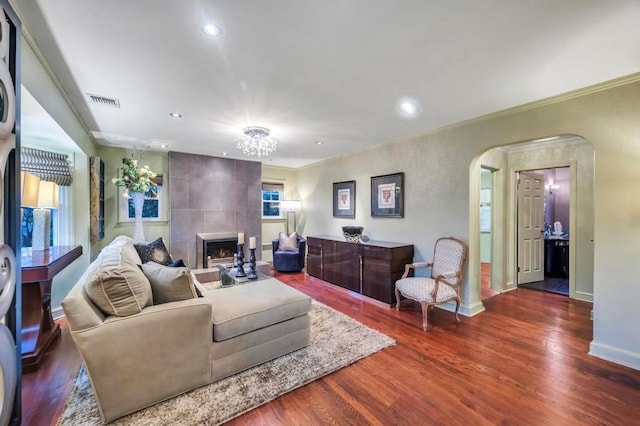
[371,172,404,218]
[333,180,356,218]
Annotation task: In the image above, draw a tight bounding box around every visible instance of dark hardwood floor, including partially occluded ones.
[22,270,640,425]
[481,262,499,300]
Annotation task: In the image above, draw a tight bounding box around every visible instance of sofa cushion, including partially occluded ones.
[134,237,173,265]
[108,235,143,265]
[205,278,311,342]
[278,232,298,251]
[85,255,153,317]
[141,262,197,304]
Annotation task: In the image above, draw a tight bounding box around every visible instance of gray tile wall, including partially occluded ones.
[168,152,262,268]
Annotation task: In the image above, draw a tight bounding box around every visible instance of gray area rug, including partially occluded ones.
[57,300,395,425]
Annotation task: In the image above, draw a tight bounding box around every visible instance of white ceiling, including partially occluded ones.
[14,0,640,168]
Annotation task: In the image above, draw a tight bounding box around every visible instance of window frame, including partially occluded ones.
[117,183,166,222]
[262,183,284,219]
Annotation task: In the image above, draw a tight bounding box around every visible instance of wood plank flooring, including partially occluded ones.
[22,271,640,425]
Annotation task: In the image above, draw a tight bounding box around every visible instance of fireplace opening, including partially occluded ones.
[205,239,236,266]
[196,233,238,269]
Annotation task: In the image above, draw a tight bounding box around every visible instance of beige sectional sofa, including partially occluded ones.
[62,236,311,423]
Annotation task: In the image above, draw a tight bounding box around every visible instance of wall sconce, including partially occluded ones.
[32,180,59,251]
[545,183,560,194]
[281,200,302,235]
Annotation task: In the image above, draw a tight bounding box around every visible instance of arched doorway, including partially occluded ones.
[469,135,595,304]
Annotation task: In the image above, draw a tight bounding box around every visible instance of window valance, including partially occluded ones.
[21,147,73,186]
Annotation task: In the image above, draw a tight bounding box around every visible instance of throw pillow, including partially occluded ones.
[134,237,173,265]
[168,258,186,267]
[141,262,198,305]
[278,231,298,251]
[85,258,153,317]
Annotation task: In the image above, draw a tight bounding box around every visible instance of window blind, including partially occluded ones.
[21,147,73,186]
[262,182,283,191]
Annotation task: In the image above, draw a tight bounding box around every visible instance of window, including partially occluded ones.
[118,176,165,222]
[262,182,284,218]
[21,147,74,248]
[118,186,164,221]
[20,184,71,248]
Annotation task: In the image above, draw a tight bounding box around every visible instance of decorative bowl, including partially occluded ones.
[342,226,364,243]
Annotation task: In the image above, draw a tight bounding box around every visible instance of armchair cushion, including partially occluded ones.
[395,277,458,303]
[141,262,198,305]
[278,232,299,251]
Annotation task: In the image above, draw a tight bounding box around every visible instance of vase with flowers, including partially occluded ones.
[112,157,157,242]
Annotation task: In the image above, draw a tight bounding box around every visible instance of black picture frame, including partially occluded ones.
[333,180,356,218]
[371,172,404,218]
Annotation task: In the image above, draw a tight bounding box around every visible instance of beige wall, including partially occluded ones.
[297,76,640,370]
[261,165,300,262]
[95,146,170,256]
[21,39,97,310]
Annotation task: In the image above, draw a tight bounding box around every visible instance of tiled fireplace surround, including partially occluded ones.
[168,152,262,269]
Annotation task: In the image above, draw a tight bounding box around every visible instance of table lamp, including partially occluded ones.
[281,200,302,235]
[21,171,40,209]
[32,180,59,251]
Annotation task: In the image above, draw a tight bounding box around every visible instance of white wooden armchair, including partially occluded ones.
[395,237,468,331]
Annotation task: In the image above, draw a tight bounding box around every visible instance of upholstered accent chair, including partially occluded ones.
[395,237,468,331]
[272,233,306,272]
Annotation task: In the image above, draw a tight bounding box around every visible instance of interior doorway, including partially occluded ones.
[516,166,570,296]
[480,167,499,300]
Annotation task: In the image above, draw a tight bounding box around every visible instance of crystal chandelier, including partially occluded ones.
[235,126,277,157]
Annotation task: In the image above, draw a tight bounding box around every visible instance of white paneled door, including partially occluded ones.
[517,172,545,284]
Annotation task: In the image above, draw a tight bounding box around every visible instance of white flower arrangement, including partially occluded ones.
[112,157,158,198]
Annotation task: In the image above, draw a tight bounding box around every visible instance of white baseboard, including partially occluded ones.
[436,300,486,317]
[589,341,640,371]
[53,306,65,320]
[573,290,593,303]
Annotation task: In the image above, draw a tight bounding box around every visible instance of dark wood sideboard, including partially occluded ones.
[307,235,414,304]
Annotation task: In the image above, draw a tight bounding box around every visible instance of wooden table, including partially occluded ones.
[21,245,82,372]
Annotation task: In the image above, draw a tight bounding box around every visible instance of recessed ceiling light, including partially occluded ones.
[169,112,182,118]
[396,97,420,119]
[315,141,323,145]
[221,152,228,156]
[203,24,222,37]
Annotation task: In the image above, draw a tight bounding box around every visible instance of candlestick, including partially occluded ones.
[238,232,245,245]
[247,248,258,280]
[249,237,256,249]
[236,243,246,277]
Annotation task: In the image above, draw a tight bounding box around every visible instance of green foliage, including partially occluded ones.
[112,157,158,197]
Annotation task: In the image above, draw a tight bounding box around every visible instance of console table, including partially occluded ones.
[21,245,83,372]
[307,236,413,304]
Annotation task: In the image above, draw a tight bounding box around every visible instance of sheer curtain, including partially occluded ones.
[53,185,73,246]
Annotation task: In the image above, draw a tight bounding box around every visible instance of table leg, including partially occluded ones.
[21,280,61,372]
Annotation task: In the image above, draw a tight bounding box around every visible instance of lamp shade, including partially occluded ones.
[37,180,59,209]
[281,200,302,211]
[21,171,41,208]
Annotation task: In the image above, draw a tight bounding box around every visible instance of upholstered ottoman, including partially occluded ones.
[202,278,312,381]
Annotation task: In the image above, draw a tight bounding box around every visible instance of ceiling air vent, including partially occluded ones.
[87,93,121,108]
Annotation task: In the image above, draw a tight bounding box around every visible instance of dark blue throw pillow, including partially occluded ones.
[168,259,186,268]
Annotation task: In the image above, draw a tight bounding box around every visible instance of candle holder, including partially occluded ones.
[247,248,258,280]
[235,243,246,278]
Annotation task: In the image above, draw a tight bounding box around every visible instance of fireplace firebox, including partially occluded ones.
[196,233,238,269]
